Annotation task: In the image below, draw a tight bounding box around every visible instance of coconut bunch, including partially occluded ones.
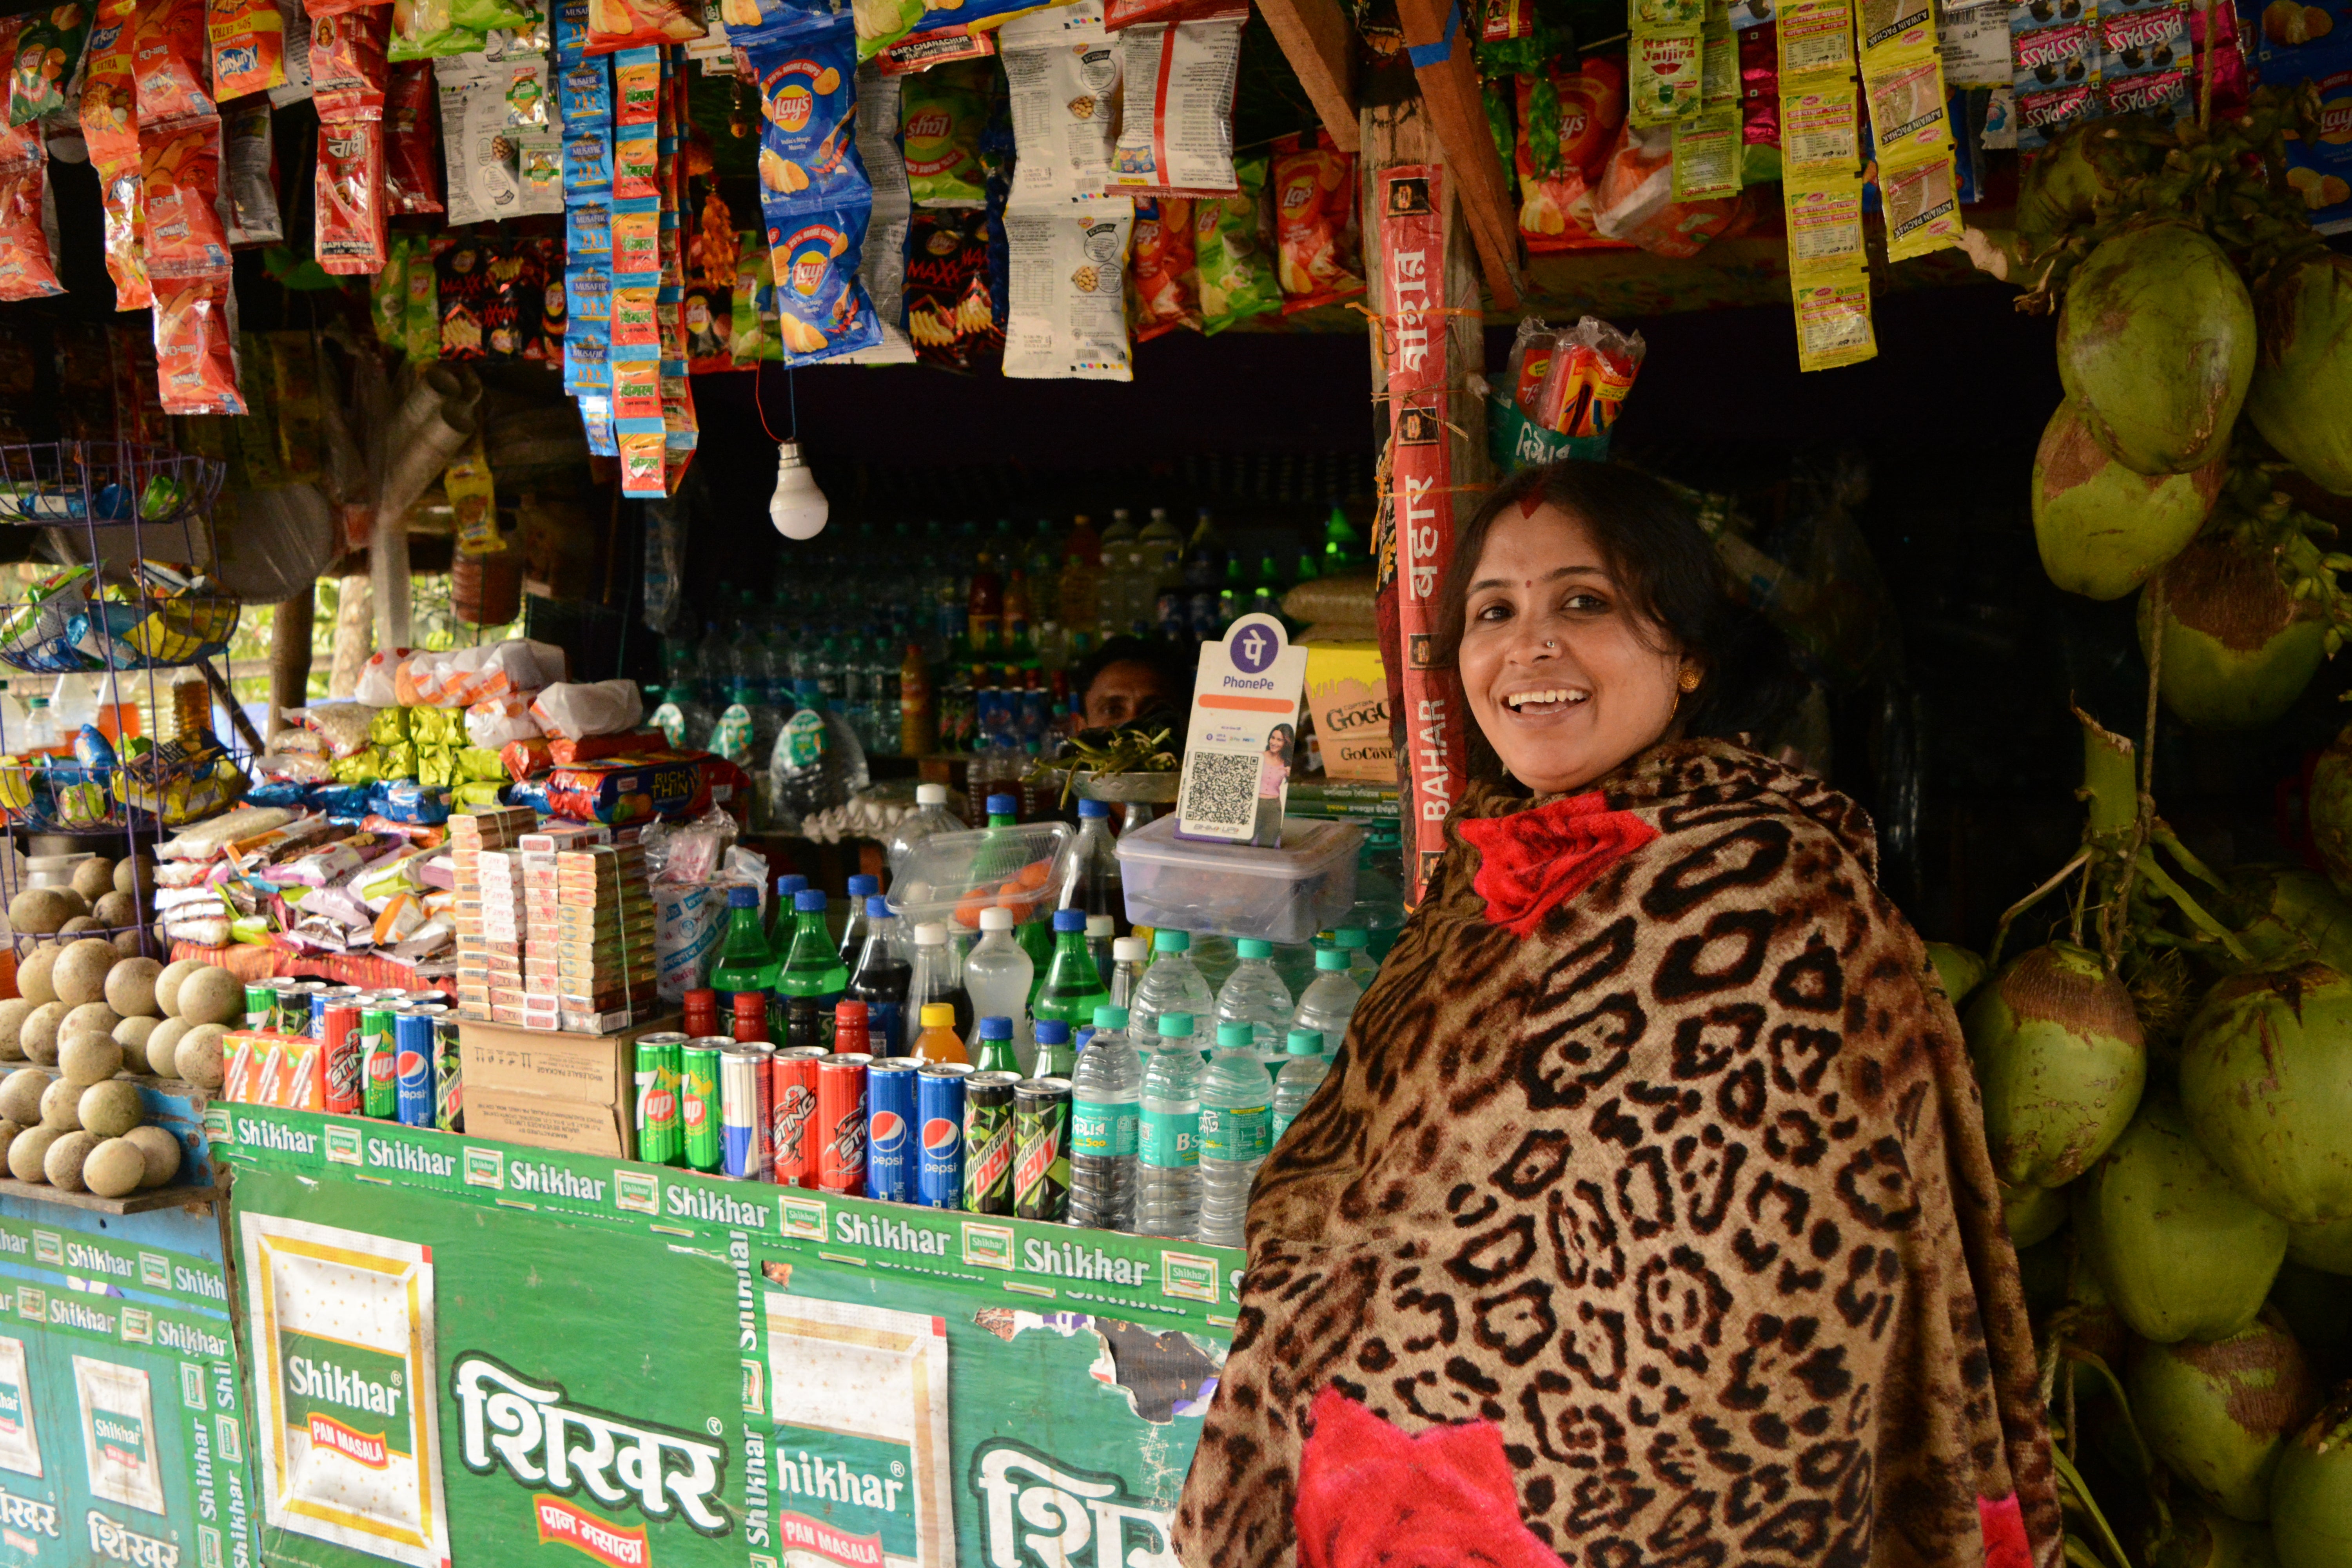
[0,953,241,1199]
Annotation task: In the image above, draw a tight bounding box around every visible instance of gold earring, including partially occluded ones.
[1677,668,1702,692]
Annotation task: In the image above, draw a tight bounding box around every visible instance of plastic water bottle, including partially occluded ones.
[1108,936,1148,1010]
[1131,929,1214,1050]
[1068,1004,1140,1232]
[1215,938,1294,1076]
[1196,1022,1273,1248]
[964,907,1036,1072]
[1137,1013,1201,1239]
[1272,1028,1329,1143]
[1086,916,1116,988]
[1333,927,1382,989]
[1189,933,1240,994]
[1290,947,1362,1054]
[1069,799,1123,921]
[887,783,965,882]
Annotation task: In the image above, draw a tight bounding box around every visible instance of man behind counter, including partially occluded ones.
[1071,636,1191,732]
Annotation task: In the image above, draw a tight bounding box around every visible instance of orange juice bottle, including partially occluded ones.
[912,1003,965,1065]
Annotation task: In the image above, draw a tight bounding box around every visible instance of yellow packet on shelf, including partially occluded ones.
[1629,26,1707,124]
[1672,110,1743,200]
[445,434,501,556]
[1782,81,1863,171]
[1777,0,1857,80]
[1791,267,1878,371]
[1782,166,1867,273]
[1863,49,1952,154]
[1856,0,1934,63]
[1880,146,1965,261]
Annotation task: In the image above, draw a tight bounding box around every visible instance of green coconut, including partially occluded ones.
[1964,942,2146,1187]
[2227,866,2352,974]
[2058,221,2257,474]
[2270,1387,2352,1568]
[2148,1498,2287,1568]
[2247,252,2352,495]
[2016,116,2167,252]
[2288,1216,2352,1275]
[2075,1095,2288,1343]
[2131,1314,2321,1520]
[2139,534,2326,730]
[2000,1178,2070,1247]
[2034,397,2224,599]
[1926,942,1987,1008]
[2181,964,2352,1225]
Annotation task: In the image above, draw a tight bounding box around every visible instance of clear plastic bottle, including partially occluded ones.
[1195,1022,1271,1248]
[1033,909,1111,1038]
[1290,947,1362,1053]
[1333,927,1382,989]
[1108,936,1148,1010]
[1271,1027,1329,1143]
[1189,933,1240,995]
[1067,1005,1140,1235]
[1085,916,1116,989]
[1137,1012,1201,1239]
[1130,929,1215,1050]
[964,907,1036,1072]
[837,874,880,968]
[1069,799,1124,927]
[1033,1019,1076,1078]
[909,920,974,1040]
[846,897,912,1057]
[887,783,965,884]
[1215,938,1295,1076]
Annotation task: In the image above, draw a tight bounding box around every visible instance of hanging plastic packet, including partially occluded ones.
[1738,20,1779,146]
[1782,162,1864,270]
[134,0,219,125]
[384,58,442,208]
[391,0,484,59]
[153,276,247,411]
[2098,0,2187,120]
[372,234,408,341]
[1878,144,1961,259]
[747,16,864,214]
[446,431,500,552]
[1779,77,1858,169]
[1860,46,1948,152]
[1627,24,1705,125]
[455,0,539,32]
[563,261,611,387]
[902,56,987,204]
[80,0,138,163]
[1669,105,1740,199]
[730,229,775,358]
[585,0,704,52]
[1109,1,1244,196]
[141,120,234,278]
[901,207,982,366]
[11,1,95,125]
[210,0,289,98]
[1590,120,1751,255]
[1001,191,1131,379]
[223,99,284,242]
[439,231,499,354]
[1532,314,1645,436]
[406,235,442,359]
[1701,0,1737,105]
[0,141,62,302]
[2009,0,2097,149]
[766,204,881,361]
[310,4,390,118]
[1192,152,1279,334]
[1000,0,1117,203]
[1514,54,1627,251]
[1790,267,1874,370]
[1269,126,1363,313]
[316,116,387,270]
[1125,193,1194,338]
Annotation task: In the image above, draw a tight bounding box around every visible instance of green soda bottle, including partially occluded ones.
[775,889,849,1051]
[709,886,777,1037]
[1034,908,1111,1034]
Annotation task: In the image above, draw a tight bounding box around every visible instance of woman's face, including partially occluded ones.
[1458,504,1687,796]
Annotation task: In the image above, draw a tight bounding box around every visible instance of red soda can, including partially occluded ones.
[769,1046,826,1187]
[322,1004,363,1115]
[683,988,719,1038]
[834,1000,869,1056]
[732,993,769,1044]
[815,1052,871,1196]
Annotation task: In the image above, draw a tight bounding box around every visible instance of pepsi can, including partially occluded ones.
[720,1043,773,1180]
[393,1010,436,1127]
[915,1062,972,1210]
[865,1060,919,1202]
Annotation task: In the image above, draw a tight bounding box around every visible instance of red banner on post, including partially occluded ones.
[1376,164,1468,904]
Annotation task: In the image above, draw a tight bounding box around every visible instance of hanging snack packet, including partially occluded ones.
[1861,47,1948,151]
[584,0,704,52]
[152,276,246,411]
[1110,1,1244,196]
[1001,0,1117,203]
[316,115,387,270]
[390,0,482,59]
[1125,193,1196,338]
[1777,0,1856,75]
[1782,163,1864,270]
[1532,314,1644,435]
[1001,191,1131,379]
[1780,79,1859,170]
[749,16,864,214]
[854,62,907,212]
[310,4,390,118]
[98,168,151,307]
[1669,105,1740,199]
[1790,266,1874,370]
[11,1,95,125]
[446,432,500,552]
[1269,127,1362,313]
[833,209,918,362]
[406,235,441,359]
[902,207,982,366]
[1877,145,1960,259]
[210,0,288,98]
[372,232,408,342]
[223,98,284,242]
[0,147,62,302]
[1514,54,1628,251]
[902,56,988,205]
[1626,24,1704,124]
[2098,0,2186,121]
[141,120,234,278]
[766,204,881,361]
[2009,0,2096,149]
[81,0,138,166]
[1191,153,1279,334]
[385,58,442,208]
[1505,316,1557,417]
[134,0,218,125]
[730,229,773,359]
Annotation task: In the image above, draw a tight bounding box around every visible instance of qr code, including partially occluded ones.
[1180,751,1261,834]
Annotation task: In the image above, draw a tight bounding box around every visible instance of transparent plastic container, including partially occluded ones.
[884,820,1076,933]
[1115,815,1362,944]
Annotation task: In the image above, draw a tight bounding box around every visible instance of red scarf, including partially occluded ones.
[1455,789,1659,937]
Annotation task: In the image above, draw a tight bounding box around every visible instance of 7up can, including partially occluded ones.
[360,999,399,1118]
[682,1040,726,1173]
[962,1071,1020,1215]
[634,1034,685,1166]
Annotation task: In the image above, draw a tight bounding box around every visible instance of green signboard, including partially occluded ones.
[214,1104,1241,1568]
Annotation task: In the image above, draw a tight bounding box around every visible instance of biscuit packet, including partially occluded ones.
[902,54,987,204]
[2009,0,2097,149]
[11,0,95,125]
[1000,0,1116,203]
[1191,152,1279,334]
[1002,191,1131,379]
[1269,125,1363,313]
[210,0,288,98]
[748,15,864,214]
[1125,193,1196,338]
[1109,1,1245,195]
[767,203,882,361]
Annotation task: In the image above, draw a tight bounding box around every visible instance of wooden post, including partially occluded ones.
[267,585,314,742]
[1388,0,1522,309]
[1254,0,1361,151]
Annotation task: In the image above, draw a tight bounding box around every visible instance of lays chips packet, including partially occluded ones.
[1269,127,1363,314]
[749,14,866,215]
[1191,153,1279,334]
[10,0,94,126]
[1126,194,1197,339]
[765,204,882,363]
[902,56,988,205]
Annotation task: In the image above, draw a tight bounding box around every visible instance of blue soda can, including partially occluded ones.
[865,1060,920,1203]
[309,989,330,1040]
[914,1062,971,1210]
[394,1011,437,1127]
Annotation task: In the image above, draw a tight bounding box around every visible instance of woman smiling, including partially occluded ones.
[1172,463,2059,1568]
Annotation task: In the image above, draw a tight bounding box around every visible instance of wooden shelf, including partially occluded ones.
[0,1176,220,1215]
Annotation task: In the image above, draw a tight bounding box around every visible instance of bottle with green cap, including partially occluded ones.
[1290,946,1362,1052]
[1214,937,1294,1073]
[1272,1028,1328,1142]
[1137,1012,1201,1238]
[1069,1004,1140,1232]
[1197,1021,1273,1248]
[1332,926,1381,988]
[1131,929,1214,1048]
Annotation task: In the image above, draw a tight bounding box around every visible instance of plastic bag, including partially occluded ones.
[286,701,381,756]
[1530,315,1645,436]
[1109,2,1245,196]
[584,0,704,52]
[1590,122,1750,258]
[152,277,247,413]
[528,678,642,740]
[309,4,389,120]
[384,59,441,210]
[223,99,284,244]
[133,0,217,125]
[352,646,409,705]
[465,691,541,748]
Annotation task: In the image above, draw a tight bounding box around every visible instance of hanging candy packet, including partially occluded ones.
[902,55,987,204]
[385,58,441,209]
[152,276,246,411]
[0,142,62,302]
[748,15,864,215]
[1669,105,1740,200]
[766,203,880,361]
[141,120,234,278]
[223,99,284,242]
[11,1,95,126]
[390,0,484,60]
[310,4,390,117]
[316,115,387,270]
[1192,152,1279,334]
[1269,127,1363,313]
[1125,194,1197,339]
[1109,1,1245,196]
[134,0,218,125]
[209,0,288,98]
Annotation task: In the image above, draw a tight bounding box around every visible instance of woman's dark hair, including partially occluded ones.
[1430,461,1804,751]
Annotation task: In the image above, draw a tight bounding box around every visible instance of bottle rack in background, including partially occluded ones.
[0,441,244,964]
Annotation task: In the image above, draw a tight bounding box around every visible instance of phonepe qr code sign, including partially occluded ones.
[1178,752,1262,838]
[1177,613,1308,844]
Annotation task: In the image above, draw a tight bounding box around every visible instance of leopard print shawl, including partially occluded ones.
[1172,739,2059,1568]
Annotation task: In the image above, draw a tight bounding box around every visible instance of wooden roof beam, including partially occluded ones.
[1255,0,1362,152]
[1388,0,1523,309]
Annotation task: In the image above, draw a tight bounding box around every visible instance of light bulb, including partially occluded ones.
[769,441,829,540]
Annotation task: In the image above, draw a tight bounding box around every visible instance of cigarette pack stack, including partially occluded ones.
[521,840,658,1033]
[449,805,536,1022]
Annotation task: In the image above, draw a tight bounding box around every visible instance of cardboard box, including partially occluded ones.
[457,1013,680,1103]
[1304,642,1400,783]
[464,1085,633,1159]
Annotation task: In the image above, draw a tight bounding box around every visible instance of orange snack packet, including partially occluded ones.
[1126,194,1198,340]
[132,0,217,126]
[1269,127,1363,314]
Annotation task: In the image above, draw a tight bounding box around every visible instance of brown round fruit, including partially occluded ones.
[77,1080,141,1138]
[113,857,152,903]
[7,1125,59,1183]
[174,968,243,1027]
[18,1001,65,1065]
[0,998,33,1062]
[36,1076,78,1132]
[122,1124,180,1187]
[51,938,116,1006]
[68,857,113,904]
[82,1138,143,1198]
[90,891,135,929]
[112,1015,157,1074]
[43,1130,95,1192]
[56,1033,121,1087]
[6,888,69,936]
[152,959,202,1019]
[173,1024,225,1091]
[0,1070,45,1126]
[13,945,56,1006]
[102,957,160,1019]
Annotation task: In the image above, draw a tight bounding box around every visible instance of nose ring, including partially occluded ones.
[1544,639,1557,649]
